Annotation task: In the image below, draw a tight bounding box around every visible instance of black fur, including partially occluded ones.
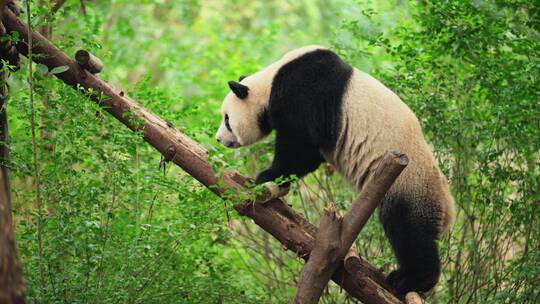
[228,81,249,99]
[379,192,443,294]
[255,49,353,185]
[253,48,444,295]
[257,107,272,136]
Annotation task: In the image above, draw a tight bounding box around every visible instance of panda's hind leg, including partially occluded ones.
[379,192,442,295]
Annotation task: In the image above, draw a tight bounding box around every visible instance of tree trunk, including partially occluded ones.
[0,3,26,300]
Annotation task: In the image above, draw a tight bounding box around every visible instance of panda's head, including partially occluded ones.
[215,75,272,148]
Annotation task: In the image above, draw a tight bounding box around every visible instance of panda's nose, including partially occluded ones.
[216,138,221,143]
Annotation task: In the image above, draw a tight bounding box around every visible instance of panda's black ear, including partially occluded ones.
[239,75,247,81]
[228,81,249,99]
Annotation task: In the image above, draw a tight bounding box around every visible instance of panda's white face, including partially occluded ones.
[215,78,270,148]
[216,45,327,148]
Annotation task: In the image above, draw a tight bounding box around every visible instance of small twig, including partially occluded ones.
[79,0,86,16]
[94,170,118,302]
[35,0,67,26]
[25,0,46,295]
[0,5,25,301]
[51,0,67,15]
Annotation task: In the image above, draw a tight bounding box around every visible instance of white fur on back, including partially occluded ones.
[322,69,456,232]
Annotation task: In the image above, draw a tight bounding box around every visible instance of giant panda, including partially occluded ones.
[215,45,455,295]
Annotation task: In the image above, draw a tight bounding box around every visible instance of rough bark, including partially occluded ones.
[340,151,409,248]
[294,151,408,304]
[1,8,403,303]
[0,75,26,304]
[51,0,67,14]
[0,4,26,301]
[295,204,343,303]
[344,249,393,291]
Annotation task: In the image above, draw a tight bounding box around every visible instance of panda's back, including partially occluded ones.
[322,69,455,232]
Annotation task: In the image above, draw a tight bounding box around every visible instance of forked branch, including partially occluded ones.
[295,151,408,304]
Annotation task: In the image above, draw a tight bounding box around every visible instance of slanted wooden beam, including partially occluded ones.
[1,8,403,303]
[295,151,408,304]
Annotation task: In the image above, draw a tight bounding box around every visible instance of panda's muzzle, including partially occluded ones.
[216,136,240,149]
[223,140,240,148]
[215,122,241,148]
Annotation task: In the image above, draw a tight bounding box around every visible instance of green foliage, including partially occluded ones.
[338,1,540,302]
[4,0,539,303]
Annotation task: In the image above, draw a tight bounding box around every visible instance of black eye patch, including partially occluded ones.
[225,114,232,132]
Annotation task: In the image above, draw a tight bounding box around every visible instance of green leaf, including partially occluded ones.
[50,65,69,74]
[36,63,48,74]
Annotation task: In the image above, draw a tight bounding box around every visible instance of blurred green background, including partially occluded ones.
[4,0,539,303]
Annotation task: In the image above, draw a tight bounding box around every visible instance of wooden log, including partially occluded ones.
[295,204,342,303]
[294,151,408,304]
[1,8,403,303]
[344,249,394,292]
[75,49,103,74]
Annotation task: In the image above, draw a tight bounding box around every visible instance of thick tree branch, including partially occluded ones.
[341,151,409,247]
[295,204,343,304]
[344,249,393,291]
[1,8,403,303]
[295,151,408,304]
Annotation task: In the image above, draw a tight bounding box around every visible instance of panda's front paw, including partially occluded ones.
[261,182,290,201]
[255,169,290,202]
[387,269,405,290]
[255,168,279,184]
